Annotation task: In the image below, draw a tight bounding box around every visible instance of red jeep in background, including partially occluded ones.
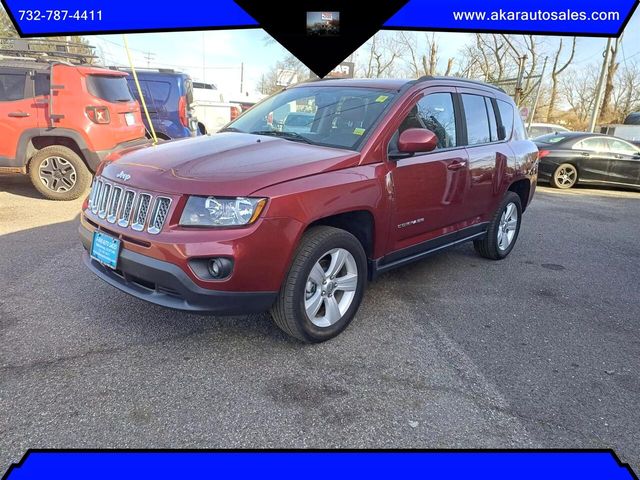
[0,39,147,200]
[80,77,538,342]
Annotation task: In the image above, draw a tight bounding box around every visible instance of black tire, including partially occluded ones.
[28,145,91,201]
[474,191,522,260]
[549,163,578,189]
[270,226,367,343]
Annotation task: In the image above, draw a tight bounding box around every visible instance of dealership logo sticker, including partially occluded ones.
[116,171,131,182]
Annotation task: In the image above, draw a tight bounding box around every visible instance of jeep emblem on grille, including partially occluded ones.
[116,171,131,181]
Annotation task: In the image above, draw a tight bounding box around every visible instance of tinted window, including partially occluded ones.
[416,93,457,148]
[497,100,514,140]
[485,97,498,141]
[87,75,133,103]
[146,81,172,104]
[0,73,26,101]
[607,138,639,155]
[462,94,490,145]
[34,73,50,96]
[576,137,608,152]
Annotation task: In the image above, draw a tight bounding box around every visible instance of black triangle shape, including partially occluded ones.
[234,0,408,78]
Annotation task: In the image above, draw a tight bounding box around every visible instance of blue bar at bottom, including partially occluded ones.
[4,451,637,480]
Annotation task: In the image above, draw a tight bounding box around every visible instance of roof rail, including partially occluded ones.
[0,37,97,65]
[108,66,178,73]
[414,75,507,93]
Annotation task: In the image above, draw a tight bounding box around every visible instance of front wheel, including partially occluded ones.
[474,191,522,260]
[271,226,367,343]
[28,145,91,201]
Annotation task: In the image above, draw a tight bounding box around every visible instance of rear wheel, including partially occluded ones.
[271,226,367,343]
[550,163,578,189]
[28,145,91,201]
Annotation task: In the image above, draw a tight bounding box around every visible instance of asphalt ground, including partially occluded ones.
[1,176,639,472]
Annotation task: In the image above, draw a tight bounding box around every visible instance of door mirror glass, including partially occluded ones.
[398,128,438,153]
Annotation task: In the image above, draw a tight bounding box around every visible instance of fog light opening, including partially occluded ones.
[208,258,233,279]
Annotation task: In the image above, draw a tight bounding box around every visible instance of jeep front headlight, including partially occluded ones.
[179,196,267,227]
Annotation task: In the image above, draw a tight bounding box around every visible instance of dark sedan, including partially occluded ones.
[536,132,640,189]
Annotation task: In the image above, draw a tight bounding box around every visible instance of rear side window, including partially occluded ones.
[462,94,491,145]
[497,100,514,140]
[575,137,608,152]
[513,110,528,140]
[485,97,499,141]
[0,73,26,101]
[87,75,134,103]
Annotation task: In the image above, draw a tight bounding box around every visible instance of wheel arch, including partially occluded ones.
[305,210,375,261]
[18,129,89,172]
[508,178,532,212]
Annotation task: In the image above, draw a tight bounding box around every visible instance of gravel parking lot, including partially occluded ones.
[1,176,639,472]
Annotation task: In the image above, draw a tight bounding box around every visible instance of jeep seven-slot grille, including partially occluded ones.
[87,178,172,235]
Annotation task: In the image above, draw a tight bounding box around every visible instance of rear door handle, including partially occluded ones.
[8,111,30,118]
[447,160,467,171]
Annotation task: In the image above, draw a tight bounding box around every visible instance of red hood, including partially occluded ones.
[100,133,360,196]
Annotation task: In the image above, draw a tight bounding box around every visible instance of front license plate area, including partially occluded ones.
[91,231,121,270]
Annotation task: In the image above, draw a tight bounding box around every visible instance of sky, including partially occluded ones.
[91,8,640,97]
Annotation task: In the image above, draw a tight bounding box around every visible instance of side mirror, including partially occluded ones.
[397,128,438,154]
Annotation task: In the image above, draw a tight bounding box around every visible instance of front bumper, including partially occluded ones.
[80,223,277,314]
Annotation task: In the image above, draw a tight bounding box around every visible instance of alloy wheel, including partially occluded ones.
[304,248,358,327]
[497,202,518,251]
[38,157,77,193]
[554,165,577,188]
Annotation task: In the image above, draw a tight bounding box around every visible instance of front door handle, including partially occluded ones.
[8,111,30,118]
[447,160,467,171]
[581,152,590,157]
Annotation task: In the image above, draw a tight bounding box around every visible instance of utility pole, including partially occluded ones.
[240,62,244,94]
[143,51,155,68]
[589,37,612,133]
[501,34,527,106]
[528,56,548,129]
[202,32,206,83]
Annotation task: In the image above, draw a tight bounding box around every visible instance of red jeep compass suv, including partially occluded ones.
[0,41,147,200]
[80,77,538,342]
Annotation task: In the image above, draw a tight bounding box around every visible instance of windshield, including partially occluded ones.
[226,86,397,150]
[87,75,134,103]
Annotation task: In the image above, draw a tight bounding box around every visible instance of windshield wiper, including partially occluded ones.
[250,130,313,144]
[219,126,244,133]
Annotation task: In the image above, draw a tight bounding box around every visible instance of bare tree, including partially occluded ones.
[561,67,598,129]
[609,60,640,122]
[1,6,17,37]
[600,36,622,121]
[546,37,577,122]
[398,32,454,78]
[360,33,404,78]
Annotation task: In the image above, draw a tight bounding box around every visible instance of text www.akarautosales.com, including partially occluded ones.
[453,9,620,22]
